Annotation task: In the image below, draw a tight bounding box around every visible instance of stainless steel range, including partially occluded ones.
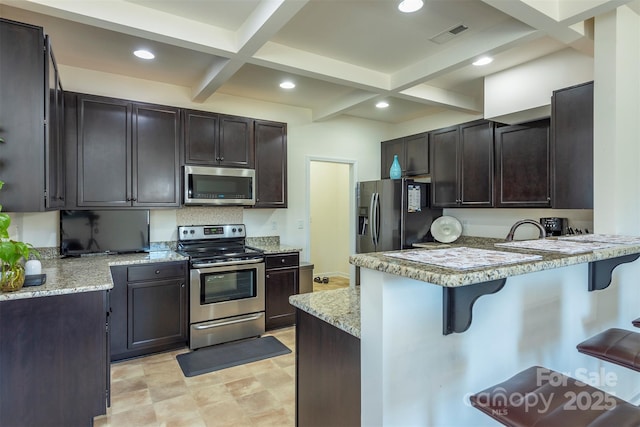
[177,224,265,350]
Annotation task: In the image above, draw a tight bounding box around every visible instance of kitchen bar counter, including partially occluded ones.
[350,236,640,287]
[352,235,640,426]
[0,251,187,301]
[289,287,361,338]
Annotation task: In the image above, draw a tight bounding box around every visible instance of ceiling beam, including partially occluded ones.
[312,90,379,122]
[481,0,632,44]
[192,0,309,102]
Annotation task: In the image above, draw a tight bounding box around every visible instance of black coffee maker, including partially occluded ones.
[540,217,568,236]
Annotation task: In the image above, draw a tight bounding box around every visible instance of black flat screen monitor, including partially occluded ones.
[60,210,150,256]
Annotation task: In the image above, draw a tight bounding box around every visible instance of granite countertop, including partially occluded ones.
[349,236,640,287]
[289,287,361,338]
[0,251,187,302]
[246,236,302,254]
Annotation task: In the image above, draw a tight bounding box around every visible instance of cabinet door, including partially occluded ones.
[77,95,131,207]
[552,81,593,209]
[132,103,181,207]
[404,133,429,176]
[381,137,405,179]
[0,19,46,212]
[430,126,459,207]
[218,115,254,168]
[254,120,287,208]
[184,109,219,165]
[45,38,65,210]
[265,267,299,330]
[127,278,187,350]
[108,265,128,359]
[495,120,551,207]
[459,121,493,206]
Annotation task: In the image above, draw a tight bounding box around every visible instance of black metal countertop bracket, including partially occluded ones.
[442,278,507,335]
[588,254,640,291]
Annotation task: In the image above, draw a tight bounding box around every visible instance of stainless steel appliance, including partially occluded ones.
[540,217,568,236]
[183,166,255,206]
[356,179,442,282]
[177,224,265,350]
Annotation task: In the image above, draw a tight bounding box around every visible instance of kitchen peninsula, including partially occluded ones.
[294,236,640,426]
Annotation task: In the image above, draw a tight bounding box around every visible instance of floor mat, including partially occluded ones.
[176,336,291,377]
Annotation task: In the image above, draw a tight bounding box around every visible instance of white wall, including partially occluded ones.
[310,161,350,277]
[484,48,594,124]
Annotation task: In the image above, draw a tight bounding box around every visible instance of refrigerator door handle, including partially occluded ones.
[369,192,377,246]
[374,192,381,247]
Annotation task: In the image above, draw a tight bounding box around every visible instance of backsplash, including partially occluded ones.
[176,206,242,226]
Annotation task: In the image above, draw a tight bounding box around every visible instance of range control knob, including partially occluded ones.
[232,227,237,233]
[190,229,195,234]
[182,230,188,235]
[238,227,243,233]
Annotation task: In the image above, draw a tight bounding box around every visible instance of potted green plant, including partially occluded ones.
[0,181,38,292]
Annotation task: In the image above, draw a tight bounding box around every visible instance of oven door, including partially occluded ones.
[189,260,265,324]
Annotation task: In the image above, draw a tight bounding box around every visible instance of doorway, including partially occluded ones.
[308,158,355,285]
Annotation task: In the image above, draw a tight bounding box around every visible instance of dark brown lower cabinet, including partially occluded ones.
[296,310,361,427]
[0,291,108,426]
[110,261,188,361]
[265,253,299,330]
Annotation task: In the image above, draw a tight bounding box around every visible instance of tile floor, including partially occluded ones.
[312,275,350,292]
[94,327,296,427]
[95,278,349,427]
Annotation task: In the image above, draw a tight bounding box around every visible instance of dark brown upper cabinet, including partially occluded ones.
[430,120,494,208]
[495,119,551,208]
[0,19,64,212]
[74,94,180,208]
[254,120,287,208]
[184,110,254,168]
[381,132,429,178]
[551,81,593,209]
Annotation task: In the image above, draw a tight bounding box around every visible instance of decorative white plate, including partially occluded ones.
[430,216,463,243]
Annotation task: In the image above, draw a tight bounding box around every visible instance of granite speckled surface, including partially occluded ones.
[289,287,361,338]
[0,251,187,302]
[247,236,303,254]
[350,236,640,287]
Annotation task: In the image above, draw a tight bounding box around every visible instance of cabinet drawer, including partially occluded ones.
[127,262,186,282]
[265,253,299,269]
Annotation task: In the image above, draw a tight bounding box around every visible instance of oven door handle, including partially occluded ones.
[192,312,265,330]
[192,258,264,269]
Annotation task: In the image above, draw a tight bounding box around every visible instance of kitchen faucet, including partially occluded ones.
[505,219,547,242]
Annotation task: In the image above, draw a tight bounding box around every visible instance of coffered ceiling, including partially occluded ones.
[0,0,632,123]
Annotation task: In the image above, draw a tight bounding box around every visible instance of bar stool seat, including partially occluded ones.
[470,366,640,427]
[577,328,640,372]
[633,318,640,328]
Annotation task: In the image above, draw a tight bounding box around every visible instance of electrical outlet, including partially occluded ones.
[297,220,304,229]
[271,221,277,231]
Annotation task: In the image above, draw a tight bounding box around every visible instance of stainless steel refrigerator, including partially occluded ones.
[356,178,442,254]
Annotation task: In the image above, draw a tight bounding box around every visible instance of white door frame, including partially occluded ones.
[305,156,358,284]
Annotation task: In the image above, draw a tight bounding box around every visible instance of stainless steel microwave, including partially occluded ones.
[184,166,255,206]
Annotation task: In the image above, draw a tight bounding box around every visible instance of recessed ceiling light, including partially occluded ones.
[134,49,155,60]
[473,56,493,66]
[376,101,390,109]
[279,81,295,89]
[398,0,423,13]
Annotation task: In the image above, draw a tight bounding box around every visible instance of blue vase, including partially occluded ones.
[389,154,402,179]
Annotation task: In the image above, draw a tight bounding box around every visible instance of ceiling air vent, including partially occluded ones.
[430,24,469,44]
